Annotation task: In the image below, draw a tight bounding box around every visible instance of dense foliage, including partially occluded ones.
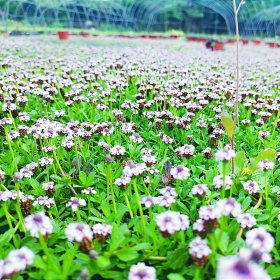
[0,36,279,279]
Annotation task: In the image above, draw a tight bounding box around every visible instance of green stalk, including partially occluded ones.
[5,128,18,171]
[264,172,269,208]
[62,244,79,280]
[52,145,77,196]
[76,209,82,221]
[15,182,26,232]
[194,266,200,280]
[39,233,58,272]
[106,163,117,214]
[133,179,145,231]
[74,137,81,174]
[124,192,134,219]
[3,203,13,229]
[221,162,227,199]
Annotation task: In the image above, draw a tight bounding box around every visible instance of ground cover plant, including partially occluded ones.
[0,36,279,279]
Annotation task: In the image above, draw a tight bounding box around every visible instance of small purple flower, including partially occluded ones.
[191,184,209,197]
[217,255,270,280]
[128,262,156,280]
[215,145,235,161]
[156,211,189,236]
[217,198,242,218]
[24,212,53,238]
[246,228,274,253]
[170,165,190,180]
[257,160,274,171]
[243,181,259,194]
[189,236,211,265]
[237,213,256,229]
[66,197,86,212]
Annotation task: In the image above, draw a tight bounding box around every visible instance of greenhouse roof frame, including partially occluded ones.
[1,0,280,36]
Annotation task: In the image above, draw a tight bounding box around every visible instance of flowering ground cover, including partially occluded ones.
[0,36,279,280]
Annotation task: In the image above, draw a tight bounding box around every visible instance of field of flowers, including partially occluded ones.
[0,36,279,280]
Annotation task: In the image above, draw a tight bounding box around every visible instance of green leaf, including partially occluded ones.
[101,200,111,217]
[100,270,123,279]
[79,171,87,185]
[267,265,280,279]
[62,245,78,276]
[116,247,139,261]
[0,228,15,244]
[234,151,247,175]
[166,247,188,269]
[221,112,235,138]
[86,172,96,186]
[97,256,111,269]
[256,214,269,222]
[29,178,40,189]
[241,196,252,211]
[216,230,229,254]
[109,224,128,251]
[167,273,186,280]
[276,227,280,246]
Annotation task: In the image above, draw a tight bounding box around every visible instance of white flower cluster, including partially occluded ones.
[156,211,190,236]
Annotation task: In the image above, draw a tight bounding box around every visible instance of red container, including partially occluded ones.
[170,35,180,39]
[214,42,224,51]
[268,42,278,48]
[198,37,207,43]
[252,40,261,45]
[58,31,69,40]
[241,39,249,45]
[81,32,89,38]
[227,39,235,44]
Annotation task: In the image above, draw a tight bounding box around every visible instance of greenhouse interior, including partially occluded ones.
[0,1,279,280]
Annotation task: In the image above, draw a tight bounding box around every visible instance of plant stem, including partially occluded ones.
[62,244,79,280]
[133,179,145,231]
[236,227,243,239]
[264,172,269,208]
[15,182,26,232]
[231,0,245,174]
[254,192,263,209]
[124,191,134,219]
[147,256,167,261]
[39,233,58,272]
[194,266,200,280]
[3,203,13,229]
[74,137,81,174]
[76,209,82,221]
[221,162,227,199]
[106,163,117,214]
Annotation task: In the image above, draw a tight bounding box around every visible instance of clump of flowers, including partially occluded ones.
[128,262,156,280]
[170,165,190,180]
[123,161,147,177]
[65,222,93,252]
[156,211,190,236]
[92,223,112,242]
[189,237,211,266]
[191,184,209,197]
[0,247,34,279]
[215,145,235,161]
[66,197,86,211]
[217,253,270,280]
[237,213,256,229]
[243,180,259,194]
[24,212,53,238]
[257,160,274,171]
[213,175,233,190]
